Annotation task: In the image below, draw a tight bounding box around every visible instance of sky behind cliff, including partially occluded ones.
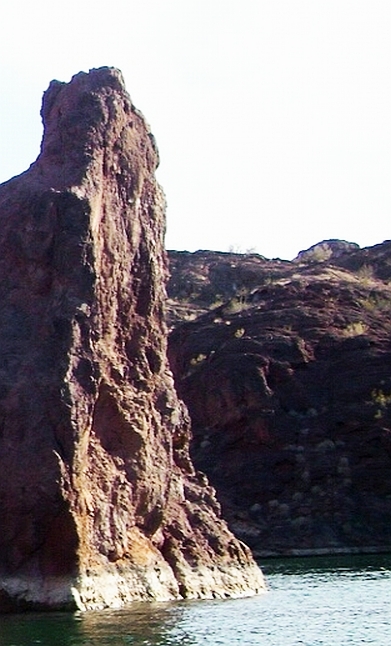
[1,1,390,259]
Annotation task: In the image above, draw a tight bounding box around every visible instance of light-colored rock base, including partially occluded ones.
[0,560,266,612]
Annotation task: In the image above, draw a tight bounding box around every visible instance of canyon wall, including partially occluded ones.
[168,246,391,555]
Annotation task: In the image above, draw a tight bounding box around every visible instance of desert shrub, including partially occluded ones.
[209,296,225,310]
[359,294,391,312]
[308,245,333,263]
[356,264,375,284]
[341,321,368,337]
[234,327,245,338]
[371,388,391,419]
[371,388,391,408]
[298,243,332,264]
[190,353,207,366]
[223,299,252,314]
[222,287,253,314]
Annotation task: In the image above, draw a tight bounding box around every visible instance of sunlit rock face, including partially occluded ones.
[0,68,265,611]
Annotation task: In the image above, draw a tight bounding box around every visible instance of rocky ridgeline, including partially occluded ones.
[0,68,265,612]
[167,240,391,556]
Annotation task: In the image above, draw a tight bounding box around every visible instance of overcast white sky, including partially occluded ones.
[1,1,390,259]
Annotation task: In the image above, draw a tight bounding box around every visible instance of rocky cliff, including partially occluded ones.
[167,242,391,556]
[0,68,265,611]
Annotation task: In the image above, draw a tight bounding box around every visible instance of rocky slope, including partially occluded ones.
[167,240,391,556]
[0,68,265,612]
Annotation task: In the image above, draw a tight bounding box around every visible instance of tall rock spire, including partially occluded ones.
[0,68,265,611]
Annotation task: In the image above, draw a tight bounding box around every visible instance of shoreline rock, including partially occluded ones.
[0,68,265,612]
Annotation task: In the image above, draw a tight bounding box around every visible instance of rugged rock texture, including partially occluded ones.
[167,250,287,326]
[0,68,265,611]
[167,242,391,556]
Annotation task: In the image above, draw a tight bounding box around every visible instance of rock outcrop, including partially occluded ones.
[0,68,265,611]
[168,244,391,556]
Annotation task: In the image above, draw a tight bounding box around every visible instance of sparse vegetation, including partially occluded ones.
[306,244,333,263]
[223,298,252,315]
[356,264,375,284]
[190,353,207,366]
[228,244,257,255]
[234,327,245,338]
[209,296,225,310]
[371,388,391,407]
[222,288,253,315]
[359,294,391,312]
[341,321,369,337]
[167,242,391,554]
[264,273,280,286]
[371,388,391,419]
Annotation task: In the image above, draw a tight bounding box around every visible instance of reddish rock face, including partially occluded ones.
[168,251,391,556]
[0,68,264,611]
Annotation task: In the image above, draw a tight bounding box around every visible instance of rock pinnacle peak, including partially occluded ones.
[0,69,265,611]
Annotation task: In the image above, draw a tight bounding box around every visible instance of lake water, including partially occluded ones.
[1,554,390,645]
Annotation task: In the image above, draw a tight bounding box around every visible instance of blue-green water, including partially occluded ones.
[1,554,391,645]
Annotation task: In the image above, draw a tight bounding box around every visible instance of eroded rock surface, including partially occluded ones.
[168,244,391,556]
[0,68,265,611]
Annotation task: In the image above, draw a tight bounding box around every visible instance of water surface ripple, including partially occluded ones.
[1,554,390,645]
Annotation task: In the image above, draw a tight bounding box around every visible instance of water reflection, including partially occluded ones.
[259,551,391,577]
[1,555,391,646]
[0,602,190,646]
[0,612,79,646]
[79,603,192,646]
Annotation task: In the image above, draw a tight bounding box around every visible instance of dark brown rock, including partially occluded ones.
[168,248,391,556]
[0,68,265,611]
